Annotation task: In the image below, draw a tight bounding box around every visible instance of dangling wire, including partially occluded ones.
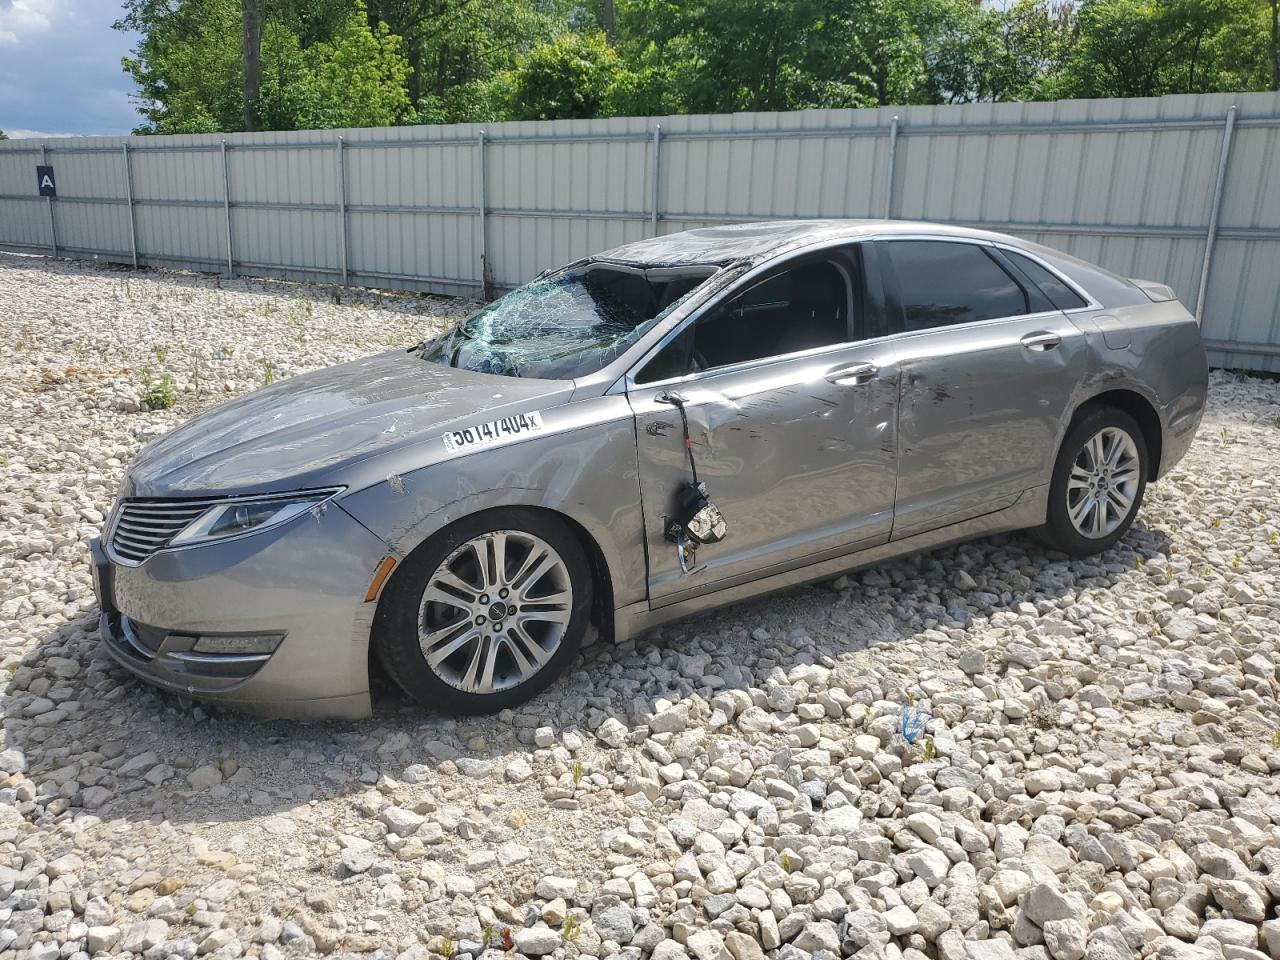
[665,392,700,485]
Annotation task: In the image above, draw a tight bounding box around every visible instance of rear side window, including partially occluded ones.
[883,240,1030,331]
[1002,250,1088,310]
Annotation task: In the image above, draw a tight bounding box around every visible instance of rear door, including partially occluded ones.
[874,238,1092,539]
[625,245,900,604]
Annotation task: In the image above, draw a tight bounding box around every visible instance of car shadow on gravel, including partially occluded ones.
[3,523,1171,829]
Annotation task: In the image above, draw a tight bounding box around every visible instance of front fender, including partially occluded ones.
[338,396,647,610]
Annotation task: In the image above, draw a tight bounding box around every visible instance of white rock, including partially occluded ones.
[1041,918,1086,960]
[187,764,223,790]
[513,925,561,955]
[504,758,533,783]
[1022,883,1087,926]
[650,702,689,734]
[536,876,578,901]
[905,846,951,887]
[380,806,424,836]
[87,926,122,953]
[884,904,919,936]
[597,717,629,747]
[793,921,840,955]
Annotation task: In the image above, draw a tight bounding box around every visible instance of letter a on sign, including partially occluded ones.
[37,165,56,198]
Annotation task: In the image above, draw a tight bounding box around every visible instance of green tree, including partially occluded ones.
[1272,0,1279,89]
[117,0,412,133]
[507,31,623,120]
[242,0,264,129]
[288,11,413,127]
[0,130,8,141]
[1056,0,1249,98]
[114,0,1280,132]
[924,0,1075,103]
[118,0,244,133]
[613,0,1007,112]
[367,0,575,123]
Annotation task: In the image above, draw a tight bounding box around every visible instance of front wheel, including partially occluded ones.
[373,509,592,714]
[1037,405,1148,557]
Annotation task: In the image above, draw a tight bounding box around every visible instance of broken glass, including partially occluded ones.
[422,266,712,380]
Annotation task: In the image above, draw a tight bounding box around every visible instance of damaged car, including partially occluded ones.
[91,220,1207,718]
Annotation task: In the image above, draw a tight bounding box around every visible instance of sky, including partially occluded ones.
[0,0,140,138]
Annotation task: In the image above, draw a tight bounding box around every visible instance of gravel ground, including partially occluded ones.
[2,251,1280,960]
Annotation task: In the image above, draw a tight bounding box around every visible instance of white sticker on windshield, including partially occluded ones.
[442,411,545,453]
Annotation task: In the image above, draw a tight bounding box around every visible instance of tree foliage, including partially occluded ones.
[1055,0,1265,98]
[117,0,1280,134]
[118,0,412,133]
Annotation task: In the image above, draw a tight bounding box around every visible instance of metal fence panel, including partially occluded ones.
[2,91,1279,370]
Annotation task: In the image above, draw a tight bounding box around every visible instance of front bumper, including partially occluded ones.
[91,503,392,720]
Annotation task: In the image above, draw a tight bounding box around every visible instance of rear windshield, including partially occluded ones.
[422,265,713,379]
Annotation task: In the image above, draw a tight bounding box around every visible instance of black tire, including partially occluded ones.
[373,508,592,714]
[1037,404,1149,558]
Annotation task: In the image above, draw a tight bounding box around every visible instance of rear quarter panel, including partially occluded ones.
[1071,301,1208,477]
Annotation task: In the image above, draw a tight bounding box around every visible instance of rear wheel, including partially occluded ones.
[373,509,591,714]
[1037,405,1148,557]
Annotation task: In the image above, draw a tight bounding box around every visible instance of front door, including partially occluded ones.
[626,247,900,604]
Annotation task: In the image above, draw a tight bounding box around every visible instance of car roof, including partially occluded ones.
[593,219,1025,267]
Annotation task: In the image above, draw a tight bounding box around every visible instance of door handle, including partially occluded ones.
[1020,332,1062,351]
[824,362,878,386]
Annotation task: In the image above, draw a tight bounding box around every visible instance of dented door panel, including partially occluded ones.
[890,313,1089,539]
[629,343,899,604]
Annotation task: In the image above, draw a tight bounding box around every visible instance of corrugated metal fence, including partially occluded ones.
[2,91,1279,371]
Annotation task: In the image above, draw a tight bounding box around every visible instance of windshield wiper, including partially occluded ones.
[448,326,476,368]
[421,322,474,366]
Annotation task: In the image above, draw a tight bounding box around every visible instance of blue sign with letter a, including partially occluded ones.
[37,165,56,198]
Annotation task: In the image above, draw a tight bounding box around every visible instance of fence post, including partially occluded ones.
[336,135,349,286]
[477,130,492,300]
[220,139,234,278]
[883,115,899,220]
[1194,105,1237,326]
[122,143,139,269]
[651,123,662,236]
[41,144,57,257]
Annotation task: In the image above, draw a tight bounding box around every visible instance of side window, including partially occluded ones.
[636,255,855,383]
[636,327,693,384]
[1001,250,1089,311]
[884,240,1031,331]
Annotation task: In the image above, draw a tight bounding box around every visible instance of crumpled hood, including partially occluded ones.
[124,350,571,497]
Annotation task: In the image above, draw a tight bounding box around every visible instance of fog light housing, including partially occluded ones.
[190,633,284,655]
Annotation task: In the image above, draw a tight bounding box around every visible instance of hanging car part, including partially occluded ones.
[656,391,727,575]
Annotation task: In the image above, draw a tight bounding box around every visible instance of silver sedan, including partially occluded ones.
[90,220,1208,718]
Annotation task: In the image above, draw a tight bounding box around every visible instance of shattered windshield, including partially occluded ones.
[421,265,712,379]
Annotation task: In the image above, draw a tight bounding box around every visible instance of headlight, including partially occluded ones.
[169,489,341,547]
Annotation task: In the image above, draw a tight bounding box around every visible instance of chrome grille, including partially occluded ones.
[109,499,211,563]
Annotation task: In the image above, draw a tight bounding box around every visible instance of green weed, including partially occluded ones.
[139,370,176,411]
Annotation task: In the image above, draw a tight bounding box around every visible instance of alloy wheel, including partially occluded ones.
[417,530,573,693]
[1066,426,1141,539]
